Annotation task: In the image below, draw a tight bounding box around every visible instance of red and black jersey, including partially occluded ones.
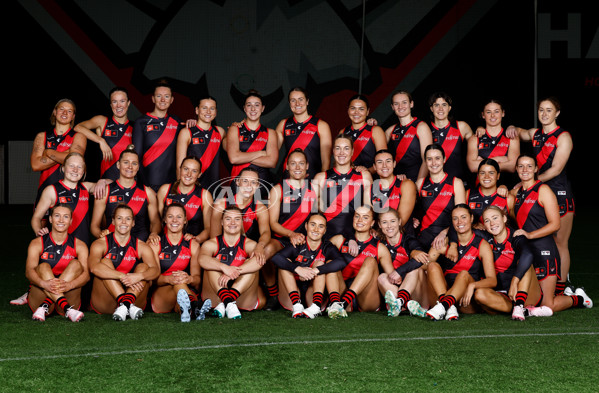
[384,234,410,270]
[271,239,347,276]
[532,127,572,194]
[100,117,133,180]
[321,168,365,239]
[52,181,91,245]
[418,174,456,246]
[224,195,260,241]
[274,180,318,238]
[339,235,380,280]
[103,233,140,274]
[387,118,423,181]
[513,181,549,233]
[431,120,464,179]
[342,124,376,169]
[164,184,205,236]
[36,128,77,204]
[38,233,78,275]
[158,233,193,275]
[442,233,484,281]
[282,116,322,179]
[105,181,150,241]
[230,123,270,181]
[132,113,181,189]
[370,177,403,212]
[466,187,508,223]
[476,128,511,160]
[214,235,248,267]
[487,228,533,291]
[186,125,222,190]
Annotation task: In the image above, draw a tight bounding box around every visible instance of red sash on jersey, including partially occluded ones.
[161,237,192,275]
[346,124,370,163]
[279,182,316,231]
[230,125,269,178]
[478,129,509,158]
[39,130,75,186]
[323,173,362,219]
[142,116,178,167]
[101,119,132,176]
[421,177,454,231]
[392,119,418,162]
[445,235,478,275]
[515,182,540,229]
[192,126,221,173]
[283,117,318,171]
[69,184,89,234]
[388,235,409,269]
[432,123,461,159]
[341,236,379,280]
[533,127,561,170]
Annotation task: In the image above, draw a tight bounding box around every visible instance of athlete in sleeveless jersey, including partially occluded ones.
[281,116,324,179]
[271,180,318,245]
[417,173,458,247]
[73,87,132,181]
[163,183,206,237]
[387,118,426,181]
[26,205,89,322]
[184,124,222,189]
[230,123,272,181]
[467,187,507,224]
[486,227,533,292]
[104,180,151,241]
[341,124,378,169]
[51,181,91,245]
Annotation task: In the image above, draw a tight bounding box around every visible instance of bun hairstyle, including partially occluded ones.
[119,145,139,161]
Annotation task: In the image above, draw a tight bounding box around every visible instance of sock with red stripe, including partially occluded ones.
[289,291,301,305]
[218,288,235,306]
[266,284,278,298]
[116,293,136,308]
[329,291,341,304]
[555,282,566,296]
[341,290,357,309]
[571,295,586,308]
[514,291,528,307]
[396,289,411,308]
[229,288,241,302]
[440,295,456,311]
[41,297,53,311]
[56,296,71,313]
[312,292,324,308]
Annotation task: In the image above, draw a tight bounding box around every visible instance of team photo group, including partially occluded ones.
[17,80,593,324]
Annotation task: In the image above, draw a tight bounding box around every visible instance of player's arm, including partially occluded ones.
[537,132,573,183]
[458,120,474,141]
[31,186,56,236]
[195,190,214,244]
[30,132,56,172]
[250,128,280,168]
[466,135,482,173]
[274,118,286,149]
[500,137,520,173]
[74,115,112,161]
[416,122,433,180]
[90,189,109,238]
[88,238,121,280]
[318,120,332,171]
[377,243,394,274]
[398,179,417,227]
[65,240,90,291]
[24,238,46,289]
[44,133,87,165]
[226,125,266,165]
[175,127,192,179]
[145,187,162,241]
[209,199,225,238]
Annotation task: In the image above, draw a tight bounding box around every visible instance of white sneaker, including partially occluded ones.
[511,304,525,321]
[407,300,427,318]
[129,304,144,320]
[426,302,446,321]
[575,288,593,308]
[326,301,347,319]
[177,289,191,322]
[526,305,553,317]
[112,304,128,321]
[32,306,48,321]
[225,302,241,319]
[213,302,225,318]
[10,292,28,306]
[65,308,84,322]
[195,299,212,321]
[385,290,402,317]
[564,286,575,296]
[303,304,321,319]
[292,303,305,318]
[445,305,459,321]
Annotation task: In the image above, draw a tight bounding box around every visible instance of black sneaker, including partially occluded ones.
[264,295,280,311]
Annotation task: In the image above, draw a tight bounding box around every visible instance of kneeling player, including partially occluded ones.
[89,204,159,321]
[26,204,89,322]
[327,205,394,317]
[271,213,347,319]
[200,207,265,319]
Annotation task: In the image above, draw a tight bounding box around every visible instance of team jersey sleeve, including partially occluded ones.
[270,245,300,272]
[316,241,348,274]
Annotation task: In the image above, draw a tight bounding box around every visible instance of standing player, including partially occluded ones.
[271,213,347,319]
[91,148,161,242]
[26,204,89,322]
[132,81,182,191]
[89,204,159,320]
[339,94,387,172]
[225,90,279,189]
[31,99,87,207]
[275,87,332,179]
[385,90,433,182]
[327,205,394,316]
[73,87,133,180]
[313,134,373,240]
[157,156,214,244]
[149,203,206,322]
[199,207,266,319]
[428,92,474,182]
[175,96,224,193]
[505,97,574,294]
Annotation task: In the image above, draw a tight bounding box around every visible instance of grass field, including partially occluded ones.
[1,205,598,393]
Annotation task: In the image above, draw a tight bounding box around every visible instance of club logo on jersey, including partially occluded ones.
[469,202,482,210]
[147,124,159,132]
[192,137,205,144]
[159,253,170,260]
[59,196,73,204]
[41,252,55,260]
[109,195,124,203]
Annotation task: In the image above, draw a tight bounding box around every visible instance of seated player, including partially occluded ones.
[410,204,496,321]
[375,209,435,317]
[271,213,347,319]
[474,206,546,320]
[327,205,394,317]
[88,204,159,321]
[26,204,89,322]
[199,207,266,319]
[149,203,209,322]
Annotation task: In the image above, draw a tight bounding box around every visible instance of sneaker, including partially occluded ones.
[112,304,128,321]
[575,288,593,308]
[564,286,575,297]
[264,295,281,311]
[10,292,28,306]
[526,305,553,317]
[326,302,347,319]
[292,303,305,318]
[129,304,144,320]
[177,289,191,323]
[426,302,446,321]
[213,302,225,318]
[65,308,84,322]
[195,299,212,321]
[407,300,427,318]
[511,304,525,321]
[445,305,459,321]
[32,306,48,321]
[303,304,321,319]
[385,290,402,317]
[225,302,241,319]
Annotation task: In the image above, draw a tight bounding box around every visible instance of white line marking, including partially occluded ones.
[1,331,598,362]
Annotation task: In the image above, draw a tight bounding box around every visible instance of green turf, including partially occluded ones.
[1,205,598,392]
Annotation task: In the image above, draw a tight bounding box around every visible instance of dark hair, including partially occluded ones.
[154,79,173,94]
[424,143,445,159]
[112,203,135,222]
[428,92,453,107]
[452,203,473,216]
[287,148,308,164]
[348,94,369,108]
[244,89,263,104]
[119,146,140,162]
[109,87,129,100]
[49,203,73,216]
[334,133,354,148]
[163,202,188,231]
[537,96,561,112]
[374,149,393,159]
[288,87,309,102]
[391,90,413,103]
[482,98,504,112]
[197,95,218,108]
[477,158,500,173]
